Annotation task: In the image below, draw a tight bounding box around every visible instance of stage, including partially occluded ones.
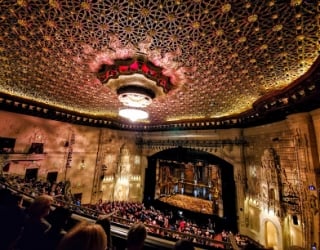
[158,194,214,215]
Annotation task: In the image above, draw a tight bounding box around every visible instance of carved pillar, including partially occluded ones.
[235,132,248,233]
[310,109,320,166]
[310,108,320,247]
[91,129,104,204]
[234,161,246,230]
[139,155,148,202]
[286,113,320,249]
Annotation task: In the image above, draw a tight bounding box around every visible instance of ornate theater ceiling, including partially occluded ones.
[0,0,320,131]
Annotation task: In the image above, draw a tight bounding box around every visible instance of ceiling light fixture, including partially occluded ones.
[119,108,149,122]
[117,85,155,108]
[96,53,178,122]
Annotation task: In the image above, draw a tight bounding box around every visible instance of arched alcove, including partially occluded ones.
[265,220,279,250]
[143,146,237,232]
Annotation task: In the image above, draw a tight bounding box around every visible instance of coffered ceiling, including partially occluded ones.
[0,0,320,131]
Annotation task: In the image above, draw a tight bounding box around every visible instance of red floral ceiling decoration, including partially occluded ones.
[96,54,176,95]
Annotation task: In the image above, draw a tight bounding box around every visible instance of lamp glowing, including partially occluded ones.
[119,108,149,121]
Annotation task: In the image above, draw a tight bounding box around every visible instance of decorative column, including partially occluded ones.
[286,112,320,249]
[114,144,131,201]
[310,108,320,248]
[91,129,104,204]
[310,109,320,165]
[234,161,246,228]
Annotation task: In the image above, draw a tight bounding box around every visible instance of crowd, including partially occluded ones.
[0,186,148,250]
[0,174,258,250]
[3,175,66,199]
[86,199,229,248]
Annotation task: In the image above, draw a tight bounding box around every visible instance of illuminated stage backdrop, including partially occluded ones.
[155,159,222,215]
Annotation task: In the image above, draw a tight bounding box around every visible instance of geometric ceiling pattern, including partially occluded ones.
[0,1,319,131]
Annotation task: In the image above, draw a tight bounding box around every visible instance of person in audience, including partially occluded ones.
[96,216,113,250]
[17,194,53,250]
[126,222,147,250]
[57,221,107,250]
[46,206,72,250]
[0,189,26,250]
[173,239,195,250]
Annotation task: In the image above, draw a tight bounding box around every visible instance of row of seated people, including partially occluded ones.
[1,175,260,249]
[4,175,66,198]
[87,199,229,248]
[0,186,202,250]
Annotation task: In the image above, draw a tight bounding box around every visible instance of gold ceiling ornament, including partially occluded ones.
[290,0,303,6]
[221,3,232,13]
[0,0,318,127]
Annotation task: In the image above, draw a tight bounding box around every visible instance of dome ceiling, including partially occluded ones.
[0,0,319,131]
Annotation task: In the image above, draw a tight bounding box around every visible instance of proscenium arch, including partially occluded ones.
[143,146,237,232]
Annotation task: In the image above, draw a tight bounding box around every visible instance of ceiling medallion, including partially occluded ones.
[96,54,174,108]
[90,35,191,97]
[88,35,191,121]
[96,54,173,120]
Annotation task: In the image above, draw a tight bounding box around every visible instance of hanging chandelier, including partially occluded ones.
[97,54,175,121]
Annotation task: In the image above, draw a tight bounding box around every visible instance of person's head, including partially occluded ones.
[28,194,53,218]
[127,222,147,250]
[173,239,195,250]
[96,216,111,234]
[57,221,107,250]
[96,216,111,248]
[47,206,72,229]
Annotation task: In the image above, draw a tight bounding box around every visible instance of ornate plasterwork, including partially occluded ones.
[0,1,319,129]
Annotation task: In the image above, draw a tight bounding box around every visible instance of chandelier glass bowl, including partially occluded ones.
[119,108,149,122]
[117,85,155,108]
